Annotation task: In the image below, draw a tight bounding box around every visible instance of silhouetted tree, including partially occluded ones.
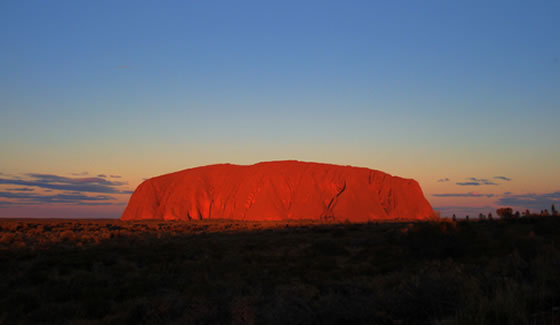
[479,213,486,220]
[543,209,550,216]
[498,208,511,218]
[552,204,557,216]
[514,211,520,218]
[524,209,531,217]
[488,212,493,220]
[452,214,456,222]
[496,207,513,219]
[465,215,469,221]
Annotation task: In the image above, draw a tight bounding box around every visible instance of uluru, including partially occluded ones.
[122,161,434,222]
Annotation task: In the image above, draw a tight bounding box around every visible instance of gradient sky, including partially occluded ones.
[1,0,559,218]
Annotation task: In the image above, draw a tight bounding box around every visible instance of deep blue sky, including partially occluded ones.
[1,1,559,217]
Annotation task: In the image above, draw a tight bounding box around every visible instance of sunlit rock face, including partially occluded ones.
[121,161,435,222]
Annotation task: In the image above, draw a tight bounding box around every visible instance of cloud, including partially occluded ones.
[0,191,117,206]
[467,177,488,182]
[0,201,37,207]
[437,178,450,182]
[494,176,512,181]
[0,173,131,194]
[457,177,497,186]
[5,187,34,192]
[109,175,121,179]
[457,182,482,186]
[71,171,89,176]
[97,174,107,178]
[76,202,115,206]
[433,192,495,198]
[467,177,498,185]
[496,191,560,210]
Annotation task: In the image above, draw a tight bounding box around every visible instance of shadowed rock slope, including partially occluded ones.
[122,161,434,222]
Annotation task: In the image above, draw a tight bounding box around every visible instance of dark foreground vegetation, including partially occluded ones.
[1,216,560,324]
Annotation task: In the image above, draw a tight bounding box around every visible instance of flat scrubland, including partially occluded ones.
[1,217,560,324]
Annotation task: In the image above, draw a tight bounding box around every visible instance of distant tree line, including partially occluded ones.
[450,204,558,221]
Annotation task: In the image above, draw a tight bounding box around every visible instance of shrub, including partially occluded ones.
[497,207,513,219]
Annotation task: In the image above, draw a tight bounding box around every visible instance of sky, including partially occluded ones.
[1,0,559,218]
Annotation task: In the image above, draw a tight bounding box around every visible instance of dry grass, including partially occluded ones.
[1,217,560,324]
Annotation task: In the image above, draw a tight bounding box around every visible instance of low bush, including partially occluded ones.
[0,217,559,324]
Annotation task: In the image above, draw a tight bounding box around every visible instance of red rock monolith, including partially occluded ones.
[121,161,434,222]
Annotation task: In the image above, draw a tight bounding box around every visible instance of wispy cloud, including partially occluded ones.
[71,171,89,176]
[437,178,450,182]
[494,176,512,181]
[467,177,487,182]
[0,201,36,207]
[497,191,560,210]
[6,187,35,192]
[0,191,116,206]
[97,174,107,178]
[110,175,121,179]
[433,192,495,198]
[457,177,497,186]
[76,202,115,206]
[0,173,131,194]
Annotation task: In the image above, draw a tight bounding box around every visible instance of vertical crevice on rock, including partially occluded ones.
[322,180,347,220]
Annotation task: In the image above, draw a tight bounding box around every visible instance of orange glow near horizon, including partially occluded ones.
[1,158,558,218]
